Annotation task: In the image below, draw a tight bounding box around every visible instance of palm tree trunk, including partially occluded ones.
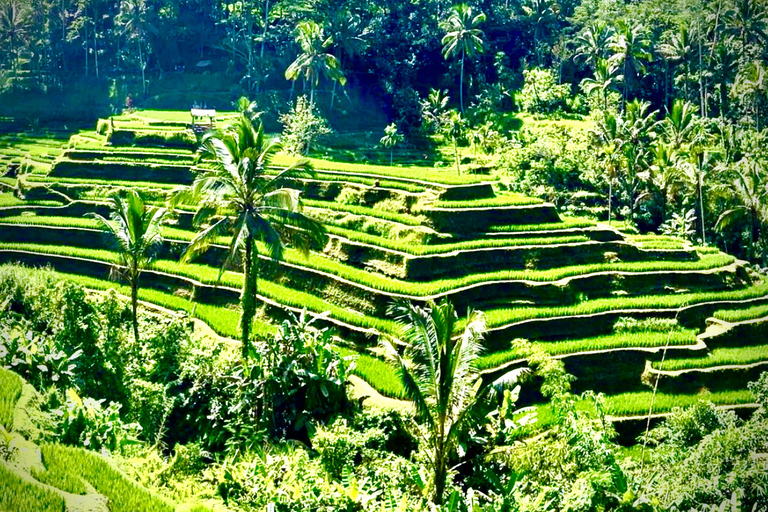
[698,171,706,243]
[240,237,258,359]
[460,49,465,115]
[434,444,447,505]
[608,179,612,225]
[453,136,460,175]
[390,147,393,165]
[131,265,140,345]
[139,41,146,95]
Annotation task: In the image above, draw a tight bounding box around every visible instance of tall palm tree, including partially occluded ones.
[379,299,526,505]
[573,21,615,70]
[285,20,346,106]
[380,123,403,165]
[724,0,768,58]
[590,111,626,224]
[521,0,557,67]
[711,38,739,118]
[664,99,700,149]
[650,141,684,223]
[0,0,32,89]
[608,22,651,108]
[327,11,368,109]
[620,100,659,221]
[89,190,168,345]
[735,60,767,130]
[115,0,155,96]
[716,157,768,260]
[175,115,326,358]
[440,4,486,115]
[659,26,695,101]
[580,58,621,111]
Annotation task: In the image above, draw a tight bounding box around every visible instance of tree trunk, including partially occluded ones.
[94,21,99,79]
[720,80,728,118]
[390,147,393,165]
[139,42,146,96]
[240,237,258,359]
[434,446,447,505]
[608,179,612,225]
[698,170,706,243]
[131,265,140,345]
[260,0,269,59]
[459,49,465,115]
[454,137,460,175]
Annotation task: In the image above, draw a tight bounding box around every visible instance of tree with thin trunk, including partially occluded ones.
[573,21,614,71]
[115,0,155,96]
[379,299,527,505]
[659,26,695,102]
[174,115,326,358]
[521,0,557,67]
[89,190,168,345]
[590,111,626,224]
[285,20,346,107]
[580,58,621,111]
[440,4,486,115]
[651,141,684,224]
[379,123,403,165]
[608,22,651,108]
[716,156,768,260]
[327,11,367,110]
[0,0,32,89]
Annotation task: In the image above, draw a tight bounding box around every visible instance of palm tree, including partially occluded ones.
[735,60,767,130]
[573,21,615,70]
[658,26,695,101]
[115,0,156,96]
[440,4,486,115]
[664,99,700,149]
[285,20,346,106]
[0,0,32,89]
[620,100,659,221]
[521,0,557,67]
[379,299,526,505]
[380,123,404,165]
[176,115,326,358]
[89,190,168,345]
[716,157,768,260]
[590,111,626,224]
[724,0,768,58]
[608,22,651,108]
[650,141,684,223]
[447,111,466,175]
[327,11,368,109]
[580,58,621,111]
[711,38,739,118]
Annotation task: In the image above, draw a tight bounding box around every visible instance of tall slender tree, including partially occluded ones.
[440,4,486,115]
[89,190,168,345]
[0,0,32,89]
[175,115,326,358]
[609,22,651,108]
[285,20,346,106]
[573,21,615,70]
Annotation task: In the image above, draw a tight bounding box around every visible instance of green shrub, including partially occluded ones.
[40,443,175,512]
[279,96,332,155]
[517,68,570,113]
[0,463,65,512]
[127,379,174,445]
[313,418,386,479]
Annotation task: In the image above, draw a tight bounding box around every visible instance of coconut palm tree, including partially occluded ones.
[89,190,168,345]
[716,157,768,260]
[664,99,700,149]
[0,0,32,89]
[175,115,326,358]
[115,0,156,96]
[580,58,621,111]
[711,38,739,118]
[608,22,651,107]
[573,21,614,70]
[440,4,486,115]
[327,11,368,109]
[521,0,557,67]
[590,111,626,224]
[735,60,767,130]
[285,20,346,106]
[379,299,527,505]
[659,26,695,101]
[724,0,768,58]
[380,123,404,165]
[650,141,684,223]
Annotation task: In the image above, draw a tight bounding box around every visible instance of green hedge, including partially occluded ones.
[107,129,197,149]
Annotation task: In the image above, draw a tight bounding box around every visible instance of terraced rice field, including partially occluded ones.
[2,110,767,427]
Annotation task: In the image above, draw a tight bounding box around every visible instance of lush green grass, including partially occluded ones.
[0,227,737,300]
[271,153,485,185]
[603,389,755,417]
[326,225,591,254]
[32,454,88,495]
[337,347,407,400]
[26,174,179,190]
[40,443,175,512]
[476,329,698,370]
[429,193,543,208]
[304,199,425,226]
[713,304,768,323]
[0,193,62,208]
[487,217,595,232]
[654,344,768,371]
[0,367,23,430]
[0,463,65,512]
[0,240,397,335]
[476,283,768,330]
[628,234,688,250]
